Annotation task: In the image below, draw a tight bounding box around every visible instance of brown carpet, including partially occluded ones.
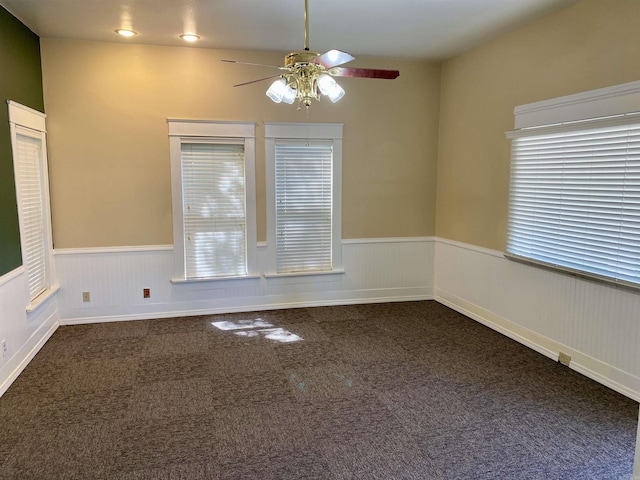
[0,301,637,479]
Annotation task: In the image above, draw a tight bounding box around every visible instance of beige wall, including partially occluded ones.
[40,39,440,248]
[436,0,640,251]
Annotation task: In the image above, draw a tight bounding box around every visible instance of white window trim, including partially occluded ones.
[8,100,57,313]
[168,119,257,281]
[513,79,640,129]
[506,81,640,290]
[264,122,343,277]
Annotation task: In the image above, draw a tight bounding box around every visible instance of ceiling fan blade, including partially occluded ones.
[329,67,400,80]
[312,49,355,69]
[233,75,282,87]
[222,59,288,71]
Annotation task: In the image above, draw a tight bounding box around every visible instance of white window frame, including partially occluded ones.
[506,80,640,289]
[168,120,257,282]
[264,122,343,277]
[8,100,58,312]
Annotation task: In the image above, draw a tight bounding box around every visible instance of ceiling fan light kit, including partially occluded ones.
[223,0,399,108]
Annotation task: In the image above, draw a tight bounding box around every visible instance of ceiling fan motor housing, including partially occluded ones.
[284,51,326,106]
[284,50,321,67]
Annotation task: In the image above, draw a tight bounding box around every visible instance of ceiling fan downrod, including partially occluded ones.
[304,0,310,51]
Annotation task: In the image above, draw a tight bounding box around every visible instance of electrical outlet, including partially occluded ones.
[82,291,91,303]
[143,288,150,299]
[558,352,571,367]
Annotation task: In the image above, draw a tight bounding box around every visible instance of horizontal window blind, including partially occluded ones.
[507,115,640,287]
[181,142,247,278]
[15,133,48,300]
[275,141,333,273]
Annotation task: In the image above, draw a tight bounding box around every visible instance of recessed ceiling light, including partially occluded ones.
[180,33,200,42]
[115,29,137,37]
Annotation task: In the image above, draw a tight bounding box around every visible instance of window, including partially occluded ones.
[506,81,640,288]
[8,101,54,306]
[168,120,257,281]
[265,123,343,275]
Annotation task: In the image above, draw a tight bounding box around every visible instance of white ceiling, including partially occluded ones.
[1,0,576,60]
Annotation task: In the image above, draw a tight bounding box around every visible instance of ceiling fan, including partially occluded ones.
[222,0,400,108]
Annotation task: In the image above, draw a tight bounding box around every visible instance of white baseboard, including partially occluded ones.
[435,238,640,402]
[436,289,640,402]
[0,312,59,397]
[60,290,434,325]
[435,289,558,361]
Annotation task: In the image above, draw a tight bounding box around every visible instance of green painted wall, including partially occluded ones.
[0,6,44,276]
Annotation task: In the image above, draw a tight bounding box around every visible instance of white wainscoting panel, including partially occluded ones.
[434,238,640,402]
[0,267,60,396]
[55,238,434,324]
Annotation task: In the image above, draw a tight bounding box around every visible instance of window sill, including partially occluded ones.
[171,274,261,284]
[26,284,60,314]
[504,253,640,293]
[263,269,345,279]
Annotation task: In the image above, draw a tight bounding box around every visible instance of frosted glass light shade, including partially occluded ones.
[281,83,297,104]
[267,79,297,104]
[317,74,345,103]
[266,79,286,103]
